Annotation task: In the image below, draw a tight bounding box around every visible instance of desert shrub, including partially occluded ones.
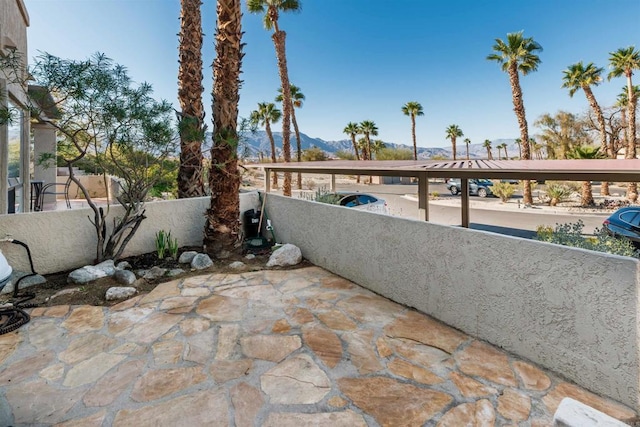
[312,187,341,205]
[303,178,316,190]
[546,180,580,193]
[431,191,440,198]
[301,147,329,161]
[535,220,638,258]
[545,183,571,206]
[335,150,356,160]
[491,181,515,202]
[375,147,414,160]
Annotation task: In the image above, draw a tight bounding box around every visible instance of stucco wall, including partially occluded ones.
[1,0,29,105]
[264,193,640,411]
[0,192,260,274]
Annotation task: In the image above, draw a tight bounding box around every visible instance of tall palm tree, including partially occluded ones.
[609,47,640,201]
[371,139,386,159]
[250,102,281,187]
[615,85,640,155]
[496,143,507,159]
[463,138,471,160]
[514,138,522,158]
[487,31,542,205]
[177,0,205,198]
[204,0,243,255]
[247,0,301,197]
[359,120,378,161]
[567,146,606,206]
[445,124,463,160]
[483,139,493,159]
[343,122,361,160]
[401,101,424,160]
[276,84,304,189]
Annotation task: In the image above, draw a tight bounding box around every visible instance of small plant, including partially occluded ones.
[491,181,515,202]
[303,178,316,190]
[155,230,167,259]
[545,183,571,206]
[314,188,342,205]
[167,232,179,259]
[431,191,440,198]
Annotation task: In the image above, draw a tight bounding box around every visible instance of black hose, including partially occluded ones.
[0,239,38,335]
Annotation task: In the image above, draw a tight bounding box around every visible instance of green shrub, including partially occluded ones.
[301,146,328,161]
[431,191,439,198]
[491,181,515,202]
[545,183,571,206]
[335,150,356,160]
[535,220,638,258]
[375,147,414,160]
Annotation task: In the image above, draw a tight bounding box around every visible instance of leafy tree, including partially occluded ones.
[483,139,493,159]
[401,101,424,160]
[376,147,413,160]
[359,120,378,160]
[445,124,463,160]
[534,111,591,159]
[335,149,356,160]
[464,138,471,160]
[488,31,543,205]
[342,122,361,160]
[276,83,304,188]
[301,146,328,161]
[28,53,175,262]
[247,0,301,197]
[177,0,205,198]
[609,47,640,201]
[204,0,244,255]
[250,102,281,187]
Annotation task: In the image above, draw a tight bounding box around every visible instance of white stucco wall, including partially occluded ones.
[264,193,640,411]
[0,192,260,274]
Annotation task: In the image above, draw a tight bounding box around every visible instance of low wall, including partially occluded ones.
[264,193,640,411]
[0,192,260,274]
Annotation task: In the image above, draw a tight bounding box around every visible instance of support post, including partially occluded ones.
[330,174,336,192]
[264,168,271,193]
[461,178,470,228]
[418,173,429,221]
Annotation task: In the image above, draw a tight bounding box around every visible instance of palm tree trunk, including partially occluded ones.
[177,0,205,198]
[351,135,360,160]
[291,110,302,189]
[582,86,610,196]
[451,138,457,160]
[626,75,638,201]
[466,143,470,160]
[411,115,417,160]
[204,0,242,255]
[272,30,292,196]
[266,121,278,188]
[581,181,594,207]
[508,63,533,205]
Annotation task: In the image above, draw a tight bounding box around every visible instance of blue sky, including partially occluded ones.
[24,0,640,149]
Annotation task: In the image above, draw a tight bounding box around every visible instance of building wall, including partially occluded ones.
[264,194,640,411]
[1,0,29,104]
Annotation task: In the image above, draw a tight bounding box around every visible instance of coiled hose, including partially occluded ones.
[0,238,38,335]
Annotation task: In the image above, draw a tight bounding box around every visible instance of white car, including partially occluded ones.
[336,193,389,214]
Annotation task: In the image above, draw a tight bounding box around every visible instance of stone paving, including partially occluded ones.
[0,266,636,426]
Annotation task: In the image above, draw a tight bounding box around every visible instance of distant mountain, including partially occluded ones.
[205,131,517,160]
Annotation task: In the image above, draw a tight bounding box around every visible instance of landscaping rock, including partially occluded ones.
[114,269,137,286]
[68,260,116,285]
[167,268,185,277]
[48,287,81,302]
[191,254,213,270]
[266,244,302,267]
[0,271,46,294]
[245,254,256,260]
[229,261,245,270]
[144,266,167,281]
[178,251,198,264]
[116,261,131,270]
[105,287,137,301]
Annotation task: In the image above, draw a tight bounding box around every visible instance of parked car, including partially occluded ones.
[500,179,520,185]
[603,206,640,248]
[336,192,389,214]
[446,179,494,198]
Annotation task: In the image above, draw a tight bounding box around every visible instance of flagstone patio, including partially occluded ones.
[0,266,636,426]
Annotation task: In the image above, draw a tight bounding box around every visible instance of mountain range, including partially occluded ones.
[206,131,519,160]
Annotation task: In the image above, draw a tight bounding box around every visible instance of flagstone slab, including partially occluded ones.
[271,318,291,333]
[449,372,498,398]
[118,312,183,344]
[107,306,154,335]
[328,396,348,408]
[61,306,105,334]
[215,324,240,360]
[138,279,181,305]
[288,307,315,325]
[388,358,443,385]
[376,337,393,358]
[261,354,331,404]
[110,295,143,311]
[39,363,64,381]
[302,324,343,368]
[159,296,199,312]
[497,388,531,422]
[210,359,253,383]
[543,382,636,421]
[56,409,106,427]
[320,276,356,290]
[278,276,315,293]
[63,352,126,387]
[44,305,70,317]
[339,376,453,426]
[263,410,367,427]
[0,350,55,386]
[28,320,65,350]
[384,311,468,354]
[343,330,383,374]
[131,366,207,402]
[113,388,229,427]
[455,340,518,386]
[179,317,211,336]
[6,379,85,425]
[240,334,301,362]
[181,286,211,297]
[152,340,183,365]
[0,331,20,364]
[217,283,280,303]
[316,309,357,331]
[512,360,551,391]
[387,337,453,369]
[437,399,496,427]
[196,295,247,321]
[183,332,215,365]
[59,333,117,364]
[83,360,145,407]
[230,382,264,427]
[337,294,403,324]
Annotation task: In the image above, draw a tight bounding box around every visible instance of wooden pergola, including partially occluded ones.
[254,159,640,227]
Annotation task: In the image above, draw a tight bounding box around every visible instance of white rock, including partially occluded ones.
[178,251,198,264]
[68,260,116,285]
[229,261,245,270]
[167,268,185,277]
[245,254,256,260]
[116,261,131,270]
[266,244,302,267]
[106,287,138,301]
[553,398,628,427]
[144,266,167,280]
[191,254,213,270]
[114,269,136,286]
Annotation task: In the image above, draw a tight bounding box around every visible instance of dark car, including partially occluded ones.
[603,206,640,248]
[446,178,494,198]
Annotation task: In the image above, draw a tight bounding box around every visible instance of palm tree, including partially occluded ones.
[276,84,305,189]
[567,146,606,206]
[371,139,386,159]
[615,85,640,155]
[514,138,522,159]
[445,124,463,160]
[483,139,493,159]
[609,47,640,201]
[463,138,471,160]
[496,143,507,159]
[177,0,205,198]
[487,31,542,205]
[247,0,301,197]
[204,0,243,255]
[401,101,424,160]
[360,120,378,161]
[343,122,361,160]
[250,102,281,187]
